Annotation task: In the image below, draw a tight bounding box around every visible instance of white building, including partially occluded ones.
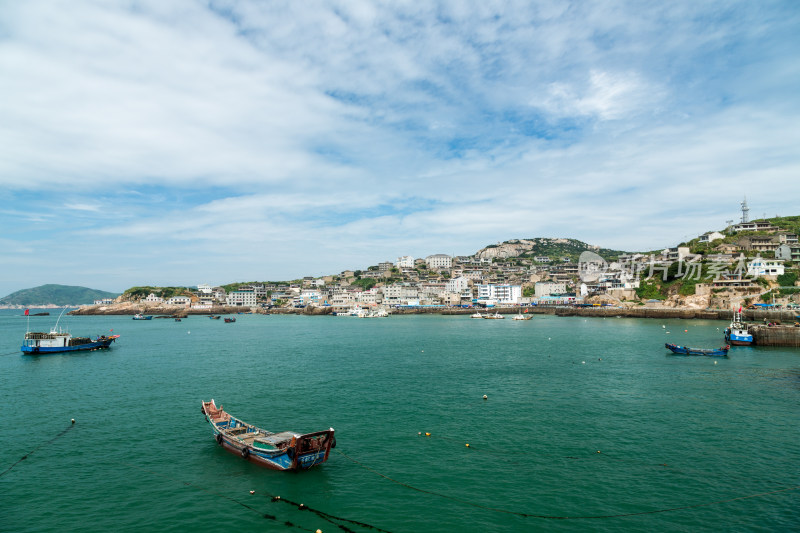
[445,276,469,293]
[383,284,420,305]
[425,254,452,270]
[167,296,192,306]
[396,256,415,268]
[144,293,163,303]
[699,231,725,243]
[94,298,115,305]
[747,258,784,278]
[226,290,257,307]
[476,284,522,304]
[535,282,567,298]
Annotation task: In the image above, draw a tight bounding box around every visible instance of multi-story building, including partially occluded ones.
[535,282,567,298]
[476,284,521,304]
[747,258,784,278]
[425,254,452,270]
[226,290,257,307]
[396,256,415,268]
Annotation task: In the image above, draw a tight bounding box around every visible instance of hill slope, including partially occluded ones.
[476,238,627,262]
[0,284,119,306]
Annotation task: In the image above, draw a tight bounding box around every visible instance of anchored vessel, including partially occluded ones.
[21,308,119,354]
[132,313,152,320]
[665,343,729,357]
[725,309,753,346]
[201,399,335,471]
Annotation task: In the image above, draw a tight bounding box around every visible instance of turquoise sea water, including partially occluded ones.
[2,310,798,532]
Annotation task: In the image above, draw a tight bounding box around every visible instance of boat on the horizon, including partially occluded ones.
[724,307,753,346]
[132,313,152,320]
[201,399,335,471]
[665,343,729,357]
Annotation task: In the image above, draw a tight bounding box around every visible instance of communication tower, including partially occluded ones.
[740,197,749,224]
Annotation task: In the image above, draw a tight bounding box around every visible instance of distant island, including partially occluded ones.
[0,284,120,307]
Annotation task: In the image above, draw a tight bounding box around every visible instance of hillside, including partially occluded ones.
[0,284,119,306]
[476,238,627,263]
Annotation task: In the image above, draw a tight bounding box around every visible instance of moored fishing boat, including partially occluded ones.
[224,317,236,323]
[724,308,753,345]
[665,343,729,357]
[483,311,505,319]
[132,313,152,320]
[201,400,335,471]
[470,311,484,318]
[22,330,119,354]
[511,311,531,320]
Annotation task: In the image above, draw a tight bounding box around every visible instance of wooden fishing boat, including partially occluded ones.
[132,313,152,320]
[224,317,236,323]
[201,400,335,471]
[665,343,729,357]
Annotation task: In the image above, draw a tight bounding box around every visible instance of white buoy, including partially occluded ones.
[714,361,717,365]
[250,490,255,494]
[483,395,488,400]
[662,325,666,328]
[582,361,586,364]
[71,419,75,424]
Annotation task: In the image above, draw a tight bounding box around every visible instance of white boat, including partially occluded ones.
[483,312,505,319]
[724,308,753,345]
[511,312,531,321]
[470,311,484,319]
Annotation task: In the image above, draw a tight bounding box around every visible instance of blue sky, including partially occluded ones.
[1,1,799,296]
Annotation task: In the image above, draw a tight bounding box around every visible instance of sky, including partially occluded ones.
[1,1,799,296]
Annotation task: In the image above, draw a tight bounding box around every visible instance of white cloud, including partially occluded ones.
[0,1,798,295]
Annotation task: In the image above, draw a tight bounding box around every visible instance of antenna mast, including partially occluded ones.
[740,197,750,223]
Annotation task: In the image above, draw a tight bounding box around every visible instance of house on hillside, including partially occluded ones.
[699,231,725,243]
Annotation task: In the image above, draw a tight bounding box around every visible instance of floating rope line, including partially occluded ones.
[268,495,393,533]
[124,462,313,531]
[335,449,800,520]
[0,422,75,478]
[422,432,670,469]
[0,350,21,357]
[126,460,391,532]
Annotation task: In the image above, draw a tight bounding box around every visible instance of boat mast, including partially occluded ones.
[53,306,68,333]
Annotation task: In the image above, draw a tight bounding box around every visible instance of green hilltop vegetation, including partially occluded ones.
[485,237,627,263]
[122,286,194,300]
[0,284,119,306]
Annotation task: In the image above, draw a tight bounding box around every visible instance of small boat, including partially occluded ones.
[724,308,753,346]
[22,330,119,354]
[470,311,484,319]
[174,318,182,322]
[132,313,152,320]
[224,317,236,323]
[511,312,531,321]
[209,315,221,320]
[665,343,729,357]
[483,312,505,319]
[21,307,120,354]
[201,400,335,471]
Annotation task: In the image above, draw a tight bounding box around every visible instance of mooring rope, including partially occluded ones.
[335,449,800,520]
[268,495,393,533]
[0,422,75,478]
[0,350,21,357]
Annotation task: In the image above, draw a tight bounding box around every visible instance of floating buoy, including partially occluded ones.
[299,503,306,510]
[249,490,255,494]
[598,358,602,361]
[684,329,688,332]
[662,325,666,328]
[483,395,488,400]
[425,432,431,437]
[71,419,75,424]
[714,361,717,365]
[418,432,422,436]
[582,361,586,364]
[548,337,551,340]
[188,331,191,334]
[272,496,281,502]
[597,450,601,454]
[317,530,323,533]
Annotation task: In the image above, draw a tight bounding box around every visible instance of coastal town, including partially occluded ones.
[84,202,799,318]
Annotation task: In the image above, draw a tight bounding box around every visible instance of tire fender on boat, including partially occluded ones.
[286,447,295,459]
[241,447,250,458]
[330,437,336,449]
[216,434,223,445]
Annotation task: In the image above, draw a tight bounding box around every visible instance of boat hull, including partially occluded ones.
[724,328,753,346]
[665,343,729,357]
[21,338,116,354]
[202,400,334,471]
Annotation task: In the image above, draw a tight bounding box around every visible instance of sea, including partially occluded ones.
[1,309,798,532]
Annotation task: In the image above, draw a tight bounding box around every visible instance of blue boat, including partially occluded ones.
[22,330,119,354]
[665,343,729,357]
[132,313,152,320]
[201,399,335,471]
[724,309,753,346]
